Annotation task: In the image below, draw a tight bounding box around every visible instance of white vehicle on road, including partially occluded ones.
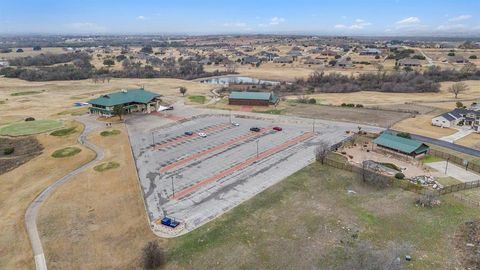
[198,132,207,138]
[231,122,239,126]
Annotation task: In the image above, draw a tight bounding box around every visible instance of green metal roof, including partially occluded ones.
[373,133,429,154]
[229,91,275,101]
[88,89,161,107]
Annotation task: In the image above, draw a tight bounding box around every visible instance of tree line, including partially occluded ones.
[8,52,91,66]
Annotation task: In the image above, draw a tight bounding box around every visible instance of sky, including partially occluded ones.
[0,0,479,36]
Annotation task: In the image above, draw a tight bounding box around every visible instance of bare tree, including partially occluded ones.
[361,161,391,188]
[314,141,331,164]
[141,241,165,269]
[461,62,477,75]
[179,86,187,96]
[415,191,440,208]
[449,82,469,99]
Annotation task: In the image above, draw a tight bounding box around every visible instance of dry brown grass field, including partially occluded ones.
[0,77,215,124]
[37,124,156,269]
[0,121,95,269]
[456,133,480,150]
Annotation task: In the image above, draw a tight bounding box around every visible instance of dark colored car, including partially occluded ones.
[250,127,261,132]
[273,126,282,131]
[166,105,174,110]
[184,131,193,136]
[161,217,180,228]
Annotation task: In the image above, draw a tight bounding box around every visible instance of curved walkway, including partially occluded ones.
[25,116,105,270]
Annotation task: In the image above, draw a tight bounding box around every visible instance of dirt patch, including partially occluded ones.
[284,104,411,127]
[455,220,480,269]
[0,136,43,175]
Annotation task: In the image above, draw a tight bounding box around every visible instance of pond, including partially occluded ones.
[200,76,280,86]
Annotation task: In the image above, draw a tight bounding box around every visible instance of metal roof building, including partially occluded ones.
[228,91,279,106]
[88,88,162,116]
[373,133,429,157]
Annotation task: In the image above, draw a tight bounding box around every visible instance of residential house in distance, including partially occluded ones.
[241,55,261,65]
[432,108,480,132]
[228,91,279,106]
[88,88,162,116]
[273,56,293,64]
[397,58,422,67]
[448,56,469,64]
[359,48,382,55]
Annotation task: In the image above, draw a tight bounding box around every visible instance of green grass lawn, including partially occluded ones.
[94,161,120,172]
[187,95,207,104]
[165,163,480,270]
[10,90,45,96]
[100,130,121,137]
[0,120,63,136]
[51,147,81,158]
[421,154,444,163]
[50,127,77,137]
[437,176,462,186]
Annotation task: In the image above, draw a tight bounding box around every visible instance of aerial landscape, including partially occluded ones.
[2,0,480,269]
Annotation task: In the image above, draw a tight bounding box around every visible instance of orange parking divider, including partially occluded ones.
[159,127,272,173]
[170,132,314,200]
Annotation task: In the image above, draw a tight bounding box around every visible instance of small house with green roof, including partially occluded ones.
[88,88,161,116]
[373,133,429,158]
[228,91,279,106]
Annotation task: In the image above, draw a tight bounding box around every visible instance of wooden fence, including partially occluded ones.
[437,180,480,195]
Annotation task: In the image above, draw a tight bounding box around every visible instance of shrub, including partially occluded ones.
[308,98,317,104]
[469,55,477,59]
[341,103,347,107]
[25,117,35,121]
[141,241,165,269]
[456,101,464,108]
[355,104,363,108]
[374,55,380,59]
[94,161,120,172]
[415,192,441,208]
[397,132,411,139]
[3,147,14,155]
[395,172,405,179]
[448,52,455,56]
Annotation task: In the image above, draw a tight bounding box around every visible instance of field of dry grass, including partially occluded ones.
[0,121,95,269]
[0,77,215,124]
[37,124,156,269]
[456,133,480,150]
[287,80,480,108]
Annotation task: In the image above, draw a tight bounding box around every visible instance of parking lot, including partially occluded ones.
[126,113,381,236]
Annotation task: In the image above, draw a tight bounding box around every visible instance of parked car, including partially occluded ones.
[273,126,282,131]
[198,132,207,138]
[184,131,193,136]
[160,217,180,228]
[250,127,261,132]
[231,122,240,126]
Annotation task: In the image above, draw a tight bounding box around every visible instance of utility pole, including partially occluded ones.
[445,157,450,175]
[229,110,232,124]
[152,131,155,146]
[171,175,175,198]
[256,139,259,158]
[312,120,315,133]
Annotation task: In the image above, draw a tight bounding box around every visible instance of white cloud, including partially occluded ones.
[223,22,247,27]
[269,17,285,25]
[67,22,107,33]
[137,15,147,20]
[436,24,467,31]
[448,15,472,22]
[334,19,371,30]
[396,16,420,25]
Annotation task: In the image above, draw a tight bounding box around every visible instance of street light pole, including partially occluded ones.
[171,175,175,198]
[152,131,155,146]
[256,139,259,158]
[445,157,450,175]
[313,120,315,133]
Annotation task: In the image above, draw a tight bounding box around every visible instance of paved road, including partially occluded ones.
[25,116,104,270]
[389,129,480,157]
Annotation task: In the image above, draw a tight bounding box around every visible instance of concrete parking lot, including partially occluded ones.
[126,111,382,236]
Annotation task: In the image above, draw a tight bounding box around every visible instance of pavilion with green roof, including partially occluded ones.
[228,91,279,106]
[373,133,429,158]
[88,88,162,116]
